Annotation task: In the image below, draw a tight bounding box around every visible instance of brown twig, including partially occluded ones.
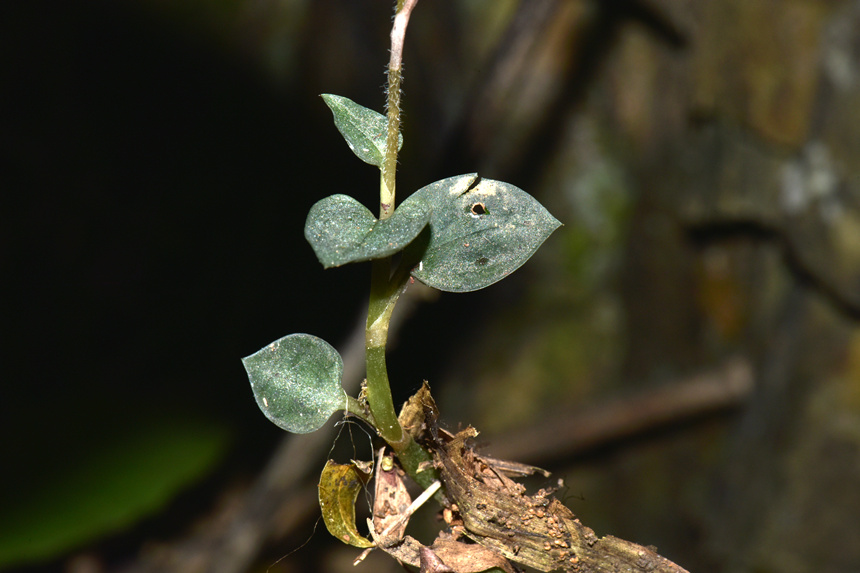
[483,356,753,465]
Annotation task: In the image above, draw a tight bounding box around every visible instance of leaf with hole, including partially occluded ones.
[404,174,561,292]
[319,460,374,548]
[242,334,346,434]
[322,94,403,168]
[305,193,430,268]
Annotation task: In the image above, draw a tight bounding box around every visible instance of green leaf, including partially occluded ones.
[406,174,561,292]
[305,193,430,268]
[243,334,346,434]
[318,460,374,548]
[0,415,229,569]
[321,94,403,168]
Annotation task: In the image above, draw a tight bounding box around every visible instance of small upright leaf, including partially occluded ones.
[305,193,430,268]
[242,334,346,434]
[405,174,561,292]
[321,94,403,168]
[319,460,374,548]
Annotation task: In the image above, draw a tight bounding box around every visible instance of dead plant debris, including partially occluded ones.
[365,382,691,573]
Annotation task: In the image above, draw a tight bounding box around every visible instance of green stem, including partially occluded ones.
[362,0,437,489]
[363,0,414,442]
[364,233,438,488]
[364,257,402,445]
[345,395,375,427]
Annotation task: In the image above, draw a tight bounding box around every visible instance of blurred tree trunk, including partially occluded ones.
[435,1,860,572]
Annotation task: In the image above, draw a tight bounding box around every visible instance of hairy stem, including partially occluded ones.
[380,0,418,220]
[380,70,400,219]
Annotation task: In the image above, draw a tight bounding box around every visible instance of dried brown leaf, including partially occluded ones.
[372,450,412,545]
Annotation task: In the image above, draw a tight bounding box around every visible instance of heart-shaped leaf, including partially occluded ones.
[322,94,403,168]
[242,334,346,434]
[405,174,561,292]
[305,193,430,268]
[319,460,374,548]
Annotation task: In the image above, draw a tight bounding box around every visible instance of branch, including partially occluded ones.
[484,356,753,464]
[432,414,691,572]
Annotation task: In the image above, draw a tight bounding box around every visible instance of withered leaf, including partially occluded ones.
[318,460,373,548]
[398,381,438,440]
[372,450,412,545]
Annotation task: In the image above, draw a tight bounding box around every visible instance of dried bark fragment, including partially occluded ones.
[429,419,689,572]
[391,384,689,572]
[426,539,515,573]
[420,546,456,573]
[433,426,582,571]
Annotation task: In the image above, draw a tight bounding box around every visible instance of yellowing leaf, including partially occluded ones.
[318,460,374,548]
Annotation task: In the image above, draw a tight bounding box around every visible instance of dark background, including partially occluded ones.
[3,1,860,572]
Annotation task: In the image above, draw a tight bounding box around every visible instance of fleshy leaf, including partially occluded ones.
[243,334,346,434]
[405,174,561,292]
[321,94,403,168]
[305,193,430,268]
[319,460,374,548]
